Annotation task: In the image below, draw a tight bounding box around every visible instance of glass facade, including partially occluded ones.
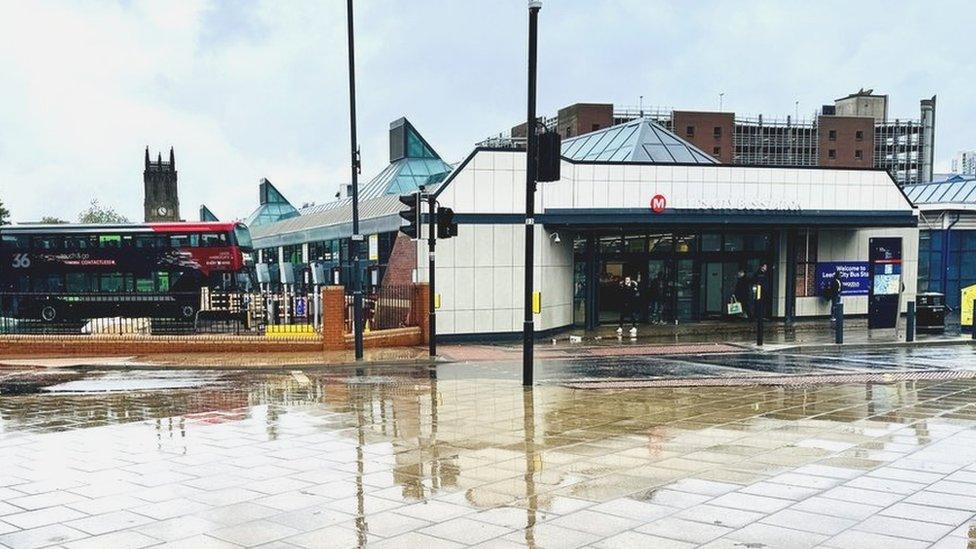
[919,229,976,309]
[246,179,300,228]
[257,231,401,291]
[574,229,775,327]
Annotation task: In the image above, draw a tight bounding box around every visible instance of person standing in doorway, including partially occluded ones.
[647,271,664,324]
[617,276,640,336]
[752,263,769,319]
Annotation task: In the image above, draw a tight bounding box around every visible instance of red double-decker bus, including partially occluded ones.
[0,222,253,321]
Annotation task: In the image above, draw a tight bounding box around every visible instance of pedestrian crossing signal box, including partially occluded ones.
[398,192,422,239]
[436,206,458,239]
[536,131,561,182]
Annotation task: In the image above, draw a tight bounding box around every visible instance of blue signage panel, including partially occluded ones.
[815,262,870,296]
[868,237,903,330]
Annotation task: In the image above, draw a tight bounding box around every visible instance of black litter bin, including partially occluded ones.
[916,292,946,333]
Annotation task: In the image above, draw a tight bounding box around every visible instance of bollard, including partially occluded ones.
[906,301,915,342]
[755,296,764,347]
[835,302,844,344]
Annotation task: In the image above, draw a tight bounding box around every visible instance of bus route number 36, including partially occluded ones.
[11,253,31,268]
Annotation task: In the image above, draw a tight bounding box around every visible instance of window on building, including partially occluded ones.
[591,124,600,132]
[855,130,864,141]
[713,126,722,138]
[686,126,695,137]
[855,150,863,160]
[795,230,819,297]
[828,129,837,141]
[712,147,721,157]
[828,149,837,159]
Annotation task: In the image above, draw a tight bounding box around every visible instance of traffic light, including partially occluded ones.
[398,192,421,239]
[536,130,561,182]
[436,206,458,239]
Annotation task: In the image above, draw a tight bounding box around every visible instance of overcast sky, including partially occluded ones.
[1,0,973,223]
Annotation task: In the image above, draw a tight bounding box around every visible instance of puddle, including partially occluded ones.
[42,370,224,393]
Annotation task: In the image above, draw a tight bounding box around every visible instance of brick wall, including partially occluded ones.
[384,233,417,287]
[0,284,429,356]
[322,285,347,351]
[344,326,423,349]
[412,283,430,343]
[817,115,875,167]
[672,111,734,163]
[320,283,429,351]
[0,335,320,358]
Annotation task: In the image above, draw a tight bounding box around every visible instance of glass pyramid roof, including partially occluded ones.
[245,178,300,227]
[561,118,718,164]
[199,205,219,222]
[905,174,976,205]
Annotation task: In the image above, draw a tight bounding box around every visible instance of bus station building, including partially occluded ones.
[249,117,919,338]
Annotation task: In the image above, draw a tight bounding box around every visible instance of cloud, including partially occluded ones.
[1,0,973,223]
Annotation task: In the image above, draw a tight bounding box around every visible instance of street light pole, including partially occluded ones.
[346,0,364,360]
[523,0,541,387]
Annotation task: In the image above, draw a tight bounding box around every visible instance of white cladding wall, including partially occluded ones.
[418,150,573,335]
[795,227,919,316]
[547,161,911,212]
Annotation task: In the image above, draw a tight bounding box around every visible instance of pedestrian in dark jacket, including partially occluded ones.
[617,276,640,335]
[752,263,769,318]
[825,271,843,321]
[733,270,750,319]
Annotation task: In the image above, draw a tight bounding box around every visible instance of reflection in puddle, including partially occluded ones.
[1,365,976,548]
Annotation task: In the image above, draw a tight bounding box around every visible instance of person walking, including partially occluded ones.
[616,276,640,337]
[733,269,751,320]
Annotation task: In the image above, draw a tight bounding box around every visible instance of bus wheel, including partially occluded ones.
[179,304,197,320]
[40,305,58,323]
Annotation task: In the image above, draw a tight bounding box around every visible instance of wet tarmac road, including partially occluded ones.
[1,346,976,548]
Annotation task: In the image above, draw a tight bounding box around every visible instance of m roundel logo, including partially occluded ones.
[650,194,667,214]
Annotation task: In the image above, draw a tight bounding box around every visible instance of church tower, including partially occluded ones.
[144,147,180,222]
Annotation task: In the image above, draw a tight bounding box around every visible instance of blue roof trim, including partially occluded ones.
[446,209,917,228]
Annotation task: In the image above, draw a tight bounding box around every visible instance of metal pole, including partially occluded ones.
[523,1,541,387]
[835,302,844,344]
[346,0,364,360]
[906,301,915,342]
[972,299,975,340]
[755,288,763,346]
[428,194,437,357]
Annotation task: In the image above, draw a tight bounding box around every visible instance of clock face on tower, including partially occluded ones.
[157,206,168,217]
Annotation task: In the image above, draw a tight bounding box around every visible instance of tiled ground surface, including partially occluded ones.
[1,366,975,548]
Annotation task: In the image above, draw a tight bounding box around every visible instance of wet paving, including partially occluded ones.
[456,344,976,383]
[1,348,976,548]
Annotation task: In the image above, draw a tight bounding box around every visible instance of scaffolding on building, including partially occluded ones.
[480,102,929,185]
[876,119,922,186]
[732,115,819,167]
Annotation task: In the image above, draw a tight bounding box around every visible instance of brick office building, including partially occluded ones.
[494,89,936,185]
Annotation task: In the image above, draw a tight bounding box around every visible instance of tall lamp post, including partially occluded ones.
[523,0,541,386]
[346,0,364,360]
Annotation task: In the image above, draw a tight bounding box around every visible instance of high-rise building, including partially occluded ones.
[143,147,180,222]
[491,89,936,185]
[952,151,976,175]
